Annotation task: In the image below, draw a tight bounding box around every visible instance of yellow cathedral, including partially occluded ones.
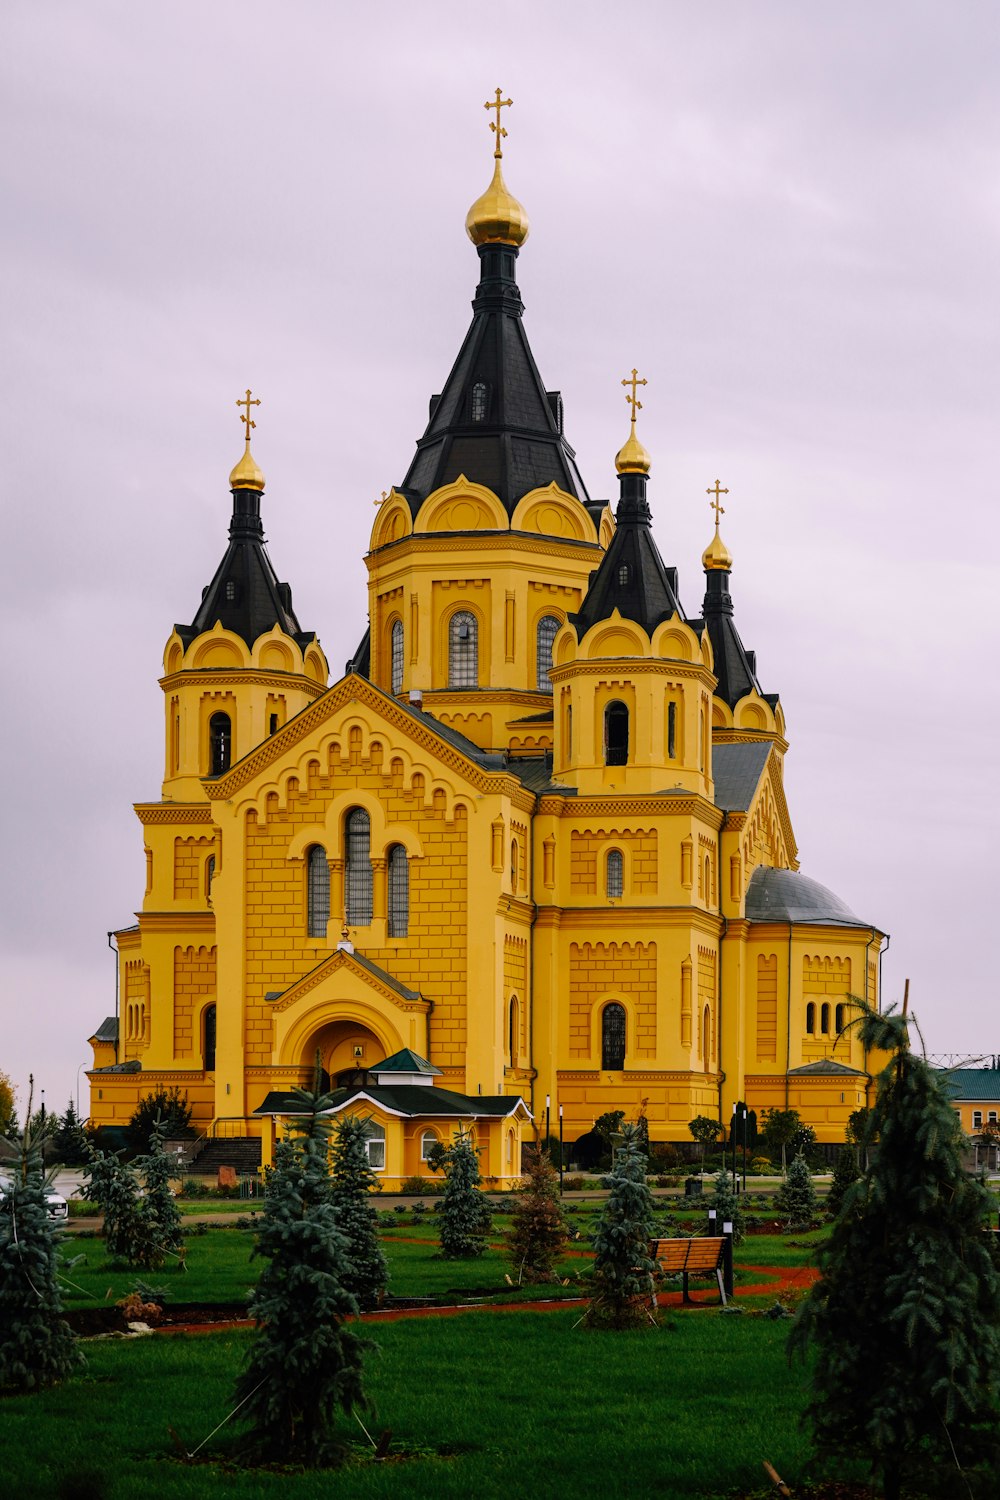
[87,99,887,1184]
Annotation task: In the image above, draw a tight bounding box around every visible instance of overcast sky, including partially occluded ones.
[2,2,998,1122]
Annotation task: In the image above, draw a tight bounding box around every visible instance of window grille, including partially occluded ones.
[224,579,237,602]
[448,611,478,687]
[209,712,231,775]
[471,381,489,422]
[618,563,629,585]
[604,701,629,765]
[536,615,560,691]
[307,845,330,937]
[387,844,409,937]
[606,849,623,900]
[346,809,373,925]
[390,619,404,694]
[602,1003,626,1070]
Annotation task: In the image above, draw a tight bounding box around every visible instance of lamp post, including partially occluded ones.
[545,1094,550,1156]
[742,1107,748,1194]
[559,1104,564,1195]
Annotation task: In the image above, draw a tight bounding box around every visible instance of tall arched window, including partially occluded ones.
[821,1002,831,1035]
[307,845,330,937]
[835,1002,847,1034]
[601,1002,626,1070]
[606,849,624,900]
[471,381,489,422]
[205,855,215,900]
[536,615,560,691]
[667,701,677,759]
[510,839,519,892]
[508,996,519,1067]
[346,808,373,925]
[203,1003,217,1072]
[390,619,404,694]
[703,1003,711,1065]
[420,1129,439,1162]
[209,712,231,774]
[806,1001,816,1035]
[363,1121,385,1170]
[448,611,478,687]
[387,843,409,937]
[604,701,629,765]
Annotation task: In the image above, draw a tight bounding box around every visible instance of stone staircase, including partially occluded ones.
[186,1137,262,1177]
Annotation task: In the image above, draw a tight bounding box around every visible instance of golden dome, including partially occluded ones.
[229,440,265,492]
[615,420,651,475]
[702,524,733,571]
[466,157,530,248]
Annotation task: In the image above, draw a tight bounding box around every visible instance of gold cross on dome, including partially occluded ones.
[707,479,729,525]
[373,489,389,509]
[621,368,647,423]
[485,87,513,158]
[236,388,261,441]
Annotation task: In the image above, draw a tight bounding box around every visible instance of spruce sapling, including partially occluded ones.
[773,1151,817,1230]
[584,1121,657,1328]
[507,1142,568,1283]
[439,1128,492,1258]
[331,1114,389,1310]
[710,1165,745,1243]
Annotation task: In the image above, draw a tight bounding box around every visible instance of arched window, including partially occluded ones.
[387,844,409,937]
[536,615,560,691]
[363,1120,385,1171]
[704,855,712,907]
[703,1004,711,1065]
[618,563,630,586]
[835,1002,847,1034]
[667,701,677,759]
[420,1129,439,1162]
[471,381,489,422]
[448,611,478,688]
[205,855,215,900]
[604,701,629,766]
[307,845,330,937]
[209,712,231,775]
[510,839,519,892]
[821,1002,831,1035]
[390,619,404,694]
[508,996,519,1067]
[601,1002,626,1070]
[806,1002,816,1035]
[606,849,624,900]
[346,809,373,925]
[203,1003,217,1072]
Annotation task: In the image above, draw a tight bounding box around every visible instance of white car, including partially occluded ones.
[0,1179,68,1222]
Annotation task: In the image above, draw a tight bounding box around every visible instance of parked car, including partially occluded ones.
[0,1178,69,1222]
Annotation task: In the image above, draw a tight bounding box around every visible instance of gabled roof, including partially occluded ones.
[264,946,425,1013]
[397,244,590,517]
[91,1016,119,1044]
[253,1084,531,1122]
[712,742,772,812]
[938,1069,1000,1103]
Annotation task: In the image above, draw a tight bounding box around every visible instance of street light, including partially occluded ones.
[558,1104,564,1196]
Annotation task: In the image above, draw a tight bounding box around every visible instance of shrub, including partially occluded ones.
[399,1175,430,1195]
[749,1156,773,1174]
[439,1129,492,1258]
[126,1087,192,1151]
[825,1144,860,1219]
[330,1115,389,1312]
[710,1167,745,1243]
[584,1122,657,1330]
[773,1152,818,1230]
[562,1176,585,1193]
[507,1144,568,1285]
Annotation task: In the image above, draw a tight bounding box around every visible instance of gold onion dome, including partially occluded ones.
[465,157,530,247]
[702,525,733,571]
[229,439,265,492]
[615,422,651,475]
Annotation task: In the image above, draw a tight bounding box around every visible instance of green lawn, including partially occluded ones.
[2,1313,826,1500]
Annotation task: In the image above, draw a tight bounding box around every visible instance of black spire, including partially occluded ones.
[571,467,684,637]
[397,243,590,516]
[698,561,764,710]
[176,482,315,651]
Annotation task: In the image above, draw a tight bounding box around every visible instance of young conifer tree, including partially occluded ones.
[791,998,1000,1500]
[439,1127,492,1258]
[331,1114,389,1310]
[825,1144,860,1220]
[773,1151,817,1230]
[132,1115,184,1269]
[83,1143,146,1264]
[584,1121,657,1329]
[52,1099,89,1167]
[0,1079,81,1390]
[710,1164,746,1243]
[507,1142,569,1284]
[234,1088,372,1465]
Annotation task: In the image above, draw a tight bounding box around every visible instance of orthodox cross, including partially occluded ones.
[485,88,513,157]
[707,479,729,525]
[621,368,647,422]
[236,389,260,440]
[373,489,389,508]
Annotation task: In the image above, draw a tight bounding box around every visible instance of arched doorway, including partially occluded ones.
[300,1019,386,1084]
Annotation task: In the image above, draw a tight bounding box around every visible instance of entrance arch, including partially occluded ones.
[301,1018,386,1080]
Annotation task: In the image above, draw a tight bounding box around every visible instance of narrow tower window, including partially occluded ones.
[618,563,630,586]
[606,849,624,900]
[307,845,330,937]
[205,855,215,900]
[806,1002,816,1035]
[821,1002,831,1035]
[835,1003,847,1034]
[604,701,629,766]
[667,701,677,759]
[449,611,478,688]
[471,381,489,422]
[387,843,409,937]
[601,1002,626,1070]
[390,619,404,694]
[208,712,232,775]
[536,615,560,691]
[510,839,519,892]
[345,808,373,925]
[203,1003,217,1072]
[508,996,519,1067]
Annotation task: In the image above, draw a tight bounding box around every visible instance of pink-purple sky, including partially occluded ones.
[3,3,998,1121]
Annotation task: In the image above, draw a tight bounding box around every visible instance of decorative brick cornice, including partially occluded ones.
[366,531,603,564]
[549,659,713,684]
[159,670,325,697]
[135,804,213,825]
[138,913,216,935]
[537,793,723,828]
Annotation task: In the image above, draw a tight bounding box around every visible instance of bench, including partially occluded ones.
[649,1236,728,1306]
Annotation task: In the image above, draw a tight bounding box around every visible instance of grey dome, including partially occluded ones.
[745,867,864,926]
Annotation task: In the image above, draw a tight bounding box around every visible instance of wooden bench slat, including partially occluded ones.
[647,1236,729,1306]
